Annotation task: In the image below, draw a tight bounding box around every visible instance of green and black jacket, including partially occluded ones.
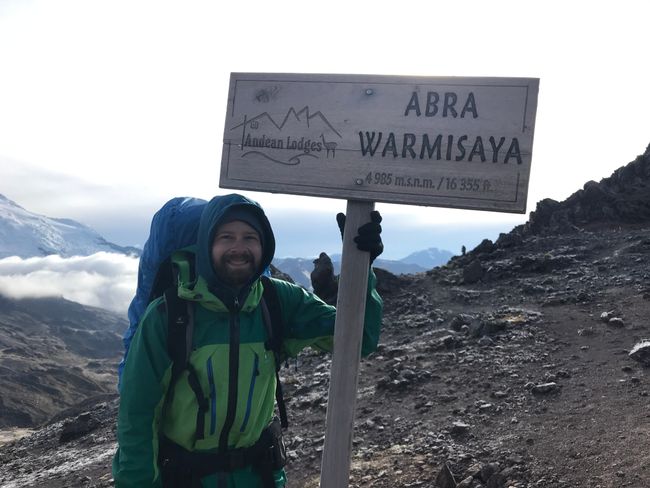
[113,194,383,487]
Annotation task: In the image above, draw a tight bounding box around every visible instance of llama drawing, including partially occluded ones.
[320,134,337,158]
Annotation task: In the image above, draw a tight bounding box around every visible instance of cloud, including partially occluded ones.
[0,252,138,315]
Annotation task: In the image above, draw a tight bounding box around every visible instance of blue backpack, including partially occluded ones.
[118,196,208,389]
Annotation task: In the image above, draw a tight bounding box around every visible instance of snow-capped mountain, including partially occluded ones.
[0,194,140,259]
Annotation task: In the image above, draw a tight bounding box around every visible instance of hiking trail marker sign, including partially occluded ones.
[220,73,539,488]
[221,72,539,214]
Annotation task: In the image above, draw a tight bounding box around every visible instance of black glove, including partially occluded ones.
[310,252,338,305]
[336,210,384,263]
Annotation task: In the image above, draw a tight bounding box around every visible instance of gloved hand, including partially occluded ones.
[336,210,384,263]
[310,252,338,305]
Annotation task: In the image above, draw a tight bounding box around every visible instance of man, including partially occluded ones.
[113,193,383,487]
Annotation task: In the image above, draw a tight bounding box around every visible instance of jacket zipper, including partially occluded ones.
[207,356,217,436]
[218,297,241,452]
[240,352,260,433]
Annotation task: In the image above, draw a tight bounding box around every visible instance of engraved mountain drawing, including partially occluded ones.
[231,106,342,140]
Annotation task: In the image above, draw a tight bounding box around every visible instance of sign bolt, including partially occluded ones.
[355,179,364,185]
[365,89,373,96]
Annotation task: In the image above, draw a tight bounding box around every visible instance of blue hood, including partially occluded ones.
[196,193,275,304]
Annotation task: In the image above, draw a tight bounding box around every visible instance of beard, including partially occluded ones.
[214,250,259,288]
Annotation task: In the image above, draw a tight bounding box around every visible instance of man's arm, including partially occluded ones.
[360,269,382,356]
[271,271,382,358]
[113,300,171,488]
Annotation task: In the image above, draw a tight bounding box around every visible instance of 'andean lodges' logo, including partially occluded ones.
[230,106,342,165]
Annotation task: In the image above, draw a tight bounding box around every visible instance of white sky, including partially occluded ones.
[0,0,648,258]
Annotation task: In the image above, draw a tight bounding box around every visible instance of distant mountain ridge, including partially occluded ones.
[0,194,140,259]
[272,257,315,289]
[273,247,453,289]
[1,190,453,289]
[400,247,455,269]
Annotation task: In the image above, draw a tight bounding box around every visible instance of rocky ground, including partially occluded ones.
[1,221,650,487]
[0,296,124,429]
[284,222,650,488]
[1,146,649,487]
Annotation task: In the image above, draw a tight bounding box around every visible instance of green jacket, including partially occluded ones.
[113,194,383,487]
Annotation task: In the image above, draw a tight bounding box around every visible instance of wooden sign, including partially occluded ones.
[221,73,539,213]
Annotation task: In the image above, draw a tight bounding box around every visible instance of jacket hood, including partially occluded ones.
[195,193,275,304]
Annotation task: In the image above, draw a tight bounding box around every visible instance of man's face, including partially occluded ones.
[211,220,263,288]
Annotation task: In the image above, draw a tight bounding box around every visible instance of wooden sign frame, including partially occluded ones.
[221,73,539,214]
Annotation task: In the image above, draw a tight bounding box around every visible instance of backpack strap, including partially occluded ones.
[165,287,192,385]
[260,276,288,429]
[164,287,209,442]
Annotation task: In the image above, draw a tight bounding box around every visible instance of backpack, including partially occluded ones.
[119,196,288,429]
[119,197,207,387]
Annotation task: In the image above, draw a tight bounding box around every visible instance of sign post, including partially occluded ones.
[221,72,539,487]
[319,199,373,487]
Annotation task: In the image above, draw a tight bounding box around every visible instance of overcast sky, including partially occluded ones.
[0,0,648,260]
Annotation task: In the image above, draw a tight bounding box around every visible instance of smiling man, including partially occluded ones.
[113,193,384,488]
[211,214,264,290]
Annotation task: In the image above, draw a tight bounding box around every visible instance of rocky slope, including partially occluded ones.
[523,143,650,234]
[0,144,649,487]
[0,296,124,428]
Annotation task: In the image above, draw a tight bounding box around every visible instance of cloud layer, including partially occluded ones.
[0,252,138,315]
